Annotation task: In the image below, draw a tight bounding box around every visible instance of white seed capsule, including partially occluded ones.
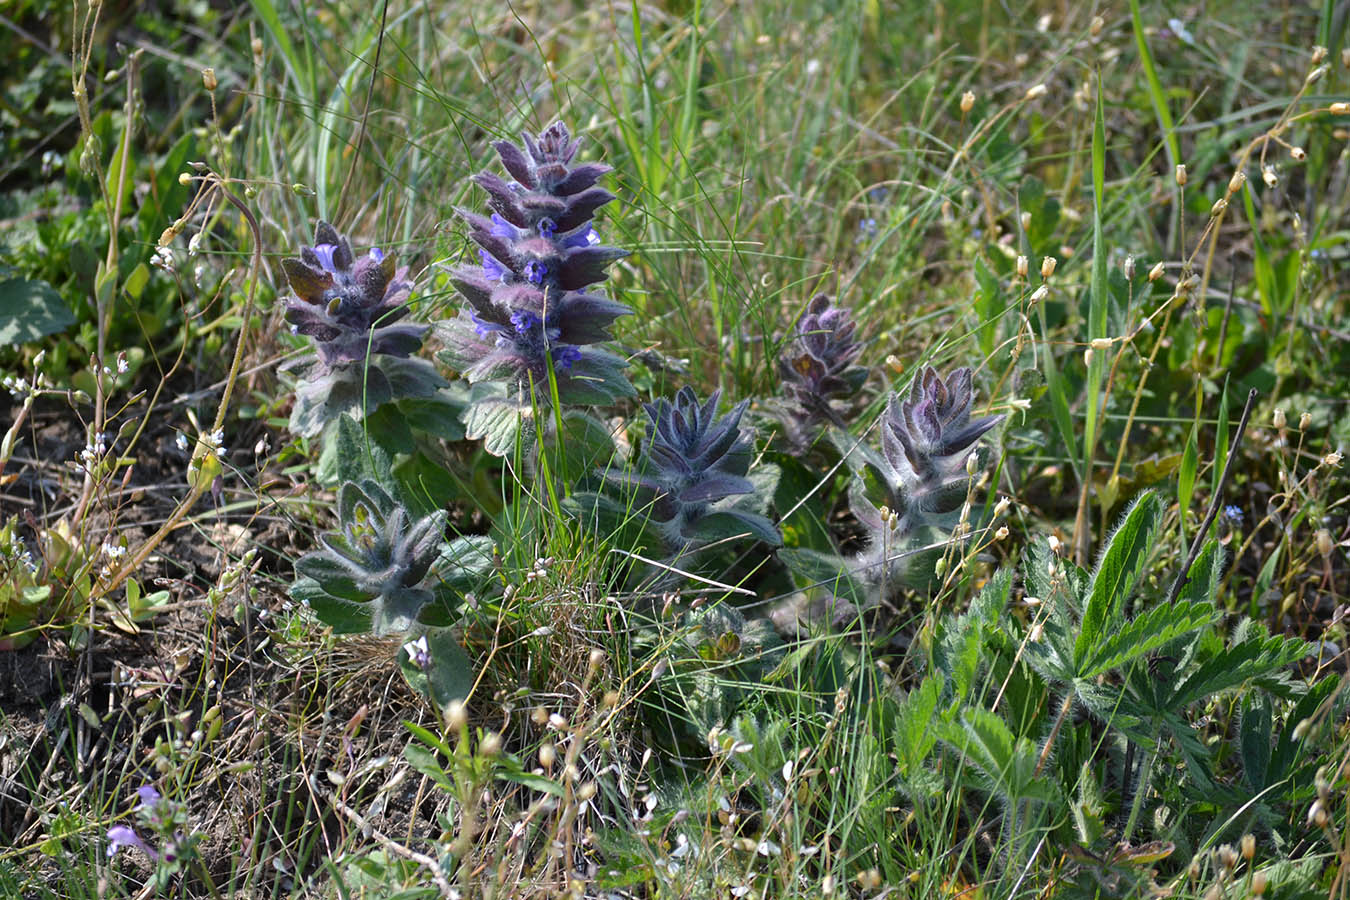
[1030,285,1049,303]
[202,68,217,91]
[1210,197,1229,217]
[1299,411,1312,430]
[1025,83,1047,100]
[1148,260,1166,281]
[1273,408,1287,429]
[1175,164,1188,186]
[1291,146,1307,161]
[1331,102,1350,114]
[1016,255,1029,278]
[960,91,975,113]
[1228,170,1247,194]
[1041,256,1057,278]
[1263,166,1278,187]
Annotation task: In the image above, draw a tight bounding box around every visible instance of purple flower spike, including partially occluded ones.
[281,222,425,373]
[776,294,868,447]
[438,121,635,414]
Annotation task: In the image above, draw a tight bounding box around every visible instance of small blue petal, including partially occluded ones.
[479,250,508,282]
[523,261,547,284]
[312,243,339,273]
[368,247,385,263]
[489,214,517,239]
[552,346,582,370]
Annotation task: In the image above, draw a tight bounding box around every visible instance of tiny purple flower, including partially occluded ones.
[552,346,583,370]
[511,310,542,335]
[107,825,156,860]
[537,218,557,239]
[368,247,385,263]
[311,243,339,273]
[480,250,509,282]
[523,261,547,284]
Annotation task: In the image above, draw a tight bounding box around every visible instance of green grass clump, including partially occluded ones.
[0,1,1347,898]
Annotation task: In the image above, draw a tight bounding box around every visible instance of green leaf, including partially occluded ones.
[464,397,529,457]
[1170,629,1312,710]
[1178,424,1198,518]
[685,510,781,547]
[291,577,374,634]
[1083,79,1108,465]
[895,674,943,775]
[295,553,371,602]
[402,744,454,792]
[973,255,1003,358]
[1239,692,1273,792]
[332,413,393,488]
[934,567,1010,702]
[425,630,474,706]
[0,278,75,344]
[1076,599,1214,679]
[1075,491,1163,668]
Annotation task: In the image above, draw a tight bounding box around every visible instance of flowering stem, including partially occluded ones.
[103,176,261,598]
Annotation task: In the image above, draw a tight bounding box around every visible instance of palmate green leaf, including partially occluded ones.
[1076,599,1214,680]
[1075,491,1164,668]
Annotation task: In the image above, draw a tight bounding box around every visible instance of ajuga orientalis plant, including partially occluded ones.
[582,387,780,561]
[281,222,446,437]
[438,121,635,454]
[774,293,867,449]
[777,366,1001,630]
[851,366,1002,581]
[290,479,449,636]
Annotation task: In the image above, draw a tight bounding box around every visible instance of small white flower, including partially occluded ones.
[151,246,175,272]
[116,352,129,374]
[402,635,430,669]
[175,433,189,452]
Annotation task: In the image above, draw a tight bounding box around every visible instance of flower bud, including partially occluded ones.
[479,731,502,757]
[1210,197,1229,217]
[1148,261,1166,281]
[1029,284,1048,303]
[538,742,556,769]
[178,172,193,186]
[1021,210,1032,232]
[1299,411,1312,430]
[1317,529,1334,558]
[1332,102,1350,114]
[1090,337,1113,350]
[1016,255,1029,279]
[1313,45,1329,65]
[1025,83,1047,100]
[1040,256,1057,278]
[966,452,979,476]
[1306,65,1328,85]
[960,91,975,113]
[1228,170,1246,194]
[1241,833,1255,860]
[445,700,467,732]
[1090,15,1104,36]
[588,648,606,671]
[1124,255,1135,279]
[202,68,217,91]
[1175,164,1188,186]
[1252,871,1268,896]
[1084,347,1094,367]
[291,182,312,196]
[252,37,264,58]
[1273,408,1286,430]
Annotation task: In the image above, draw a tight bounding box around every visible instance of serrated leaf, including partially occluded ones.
[1076,491,1164,668]
[1076,599,1214,679]
[895,674,943,774]
[1170,630,1312,711]
[464,397,528,457]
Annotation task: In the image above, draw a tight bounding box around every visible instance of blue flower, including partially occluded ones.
[1223,505,1243,524]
